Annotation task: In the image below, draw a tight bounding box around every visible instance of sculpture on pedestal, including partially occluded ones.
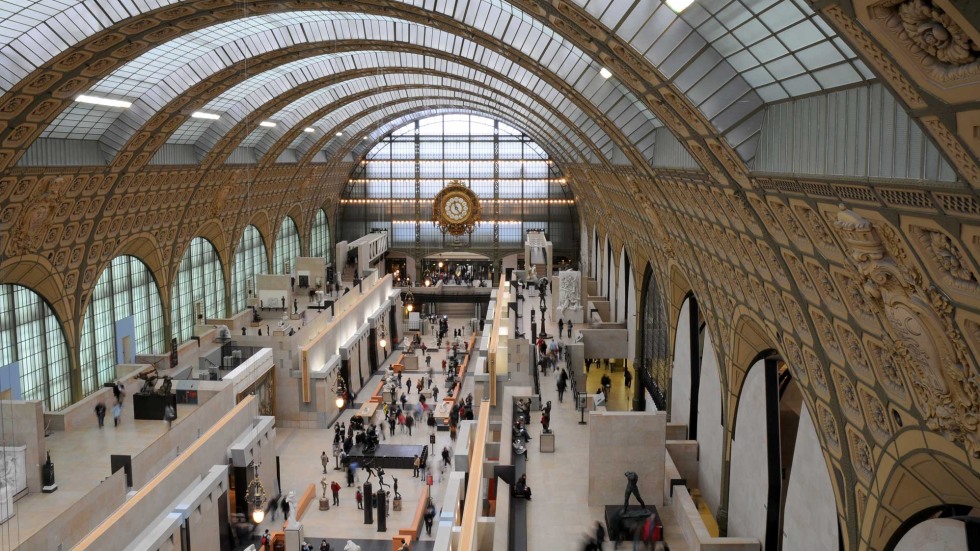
[622,471,647,512]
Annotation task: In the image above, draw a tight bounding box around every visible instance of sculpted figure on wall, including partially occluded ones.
[558,270,583,311]
[835,206,980,456]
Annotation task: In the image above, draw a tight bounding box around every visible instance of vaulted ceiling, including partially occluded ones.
[1,2,980,549]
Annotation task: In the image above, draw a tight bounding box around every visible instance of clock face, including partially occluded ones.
[445,195,470,222]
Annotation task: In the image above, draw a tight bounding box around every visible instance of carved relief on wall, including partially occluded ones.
[907,224,980,300]
[5,177,67,256]
[835,206,980,456]
[847,426,876,483]
[861,0,980,100]
[858,384,894,445]
[804,345,832,399]
[832,366,865,427]
[817,401,844,458]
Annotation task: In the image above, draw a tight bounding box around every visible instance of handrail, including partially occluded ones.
[457,400,490,549]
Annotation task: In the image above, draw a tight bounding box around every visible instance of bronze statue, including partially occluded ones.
[157,375,173,396]
[136,368,159,395]
[622,471,646,512]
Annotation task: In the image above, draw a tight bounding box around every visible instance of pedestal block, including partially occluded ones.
[319,498,330,510]
[540,431,555,452]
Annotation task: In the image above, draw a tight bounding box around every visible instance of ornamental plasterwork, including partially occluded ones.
[5,177,67,257]
[817,402,844,457]
[832,366,865,427]
[837,322,874,383]
[907,225,980,297]
[865,0,980,92]
[858,384,894,444]
[847,426,876,483]
[868,336,914,407]
[835,206,980,456]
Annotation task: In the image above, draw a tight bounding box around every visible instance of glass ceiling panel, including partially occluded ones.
[246,75,581,157]
[33,7,654,164]
[298,90,577,160]
[346,108,567,163]
[310,99,583,163]
[570,0,873,160]
[289,100,580,162]
[167,51,594,159]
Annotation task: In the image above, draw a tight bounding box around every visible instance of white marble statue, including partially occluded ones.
[344,541,362,551]
[528,264,538,280]
[558,270,583,311]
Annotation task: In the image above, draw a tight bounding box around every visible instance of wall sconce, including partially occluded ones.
[379,327,388,349]
[246,462,268,524]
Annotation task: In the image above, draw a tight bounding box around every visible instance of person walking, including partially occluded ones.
[330,480,341,506]
[94,401,106,428]
[624,368,633,389]
[432,386,440,402]
[164,404,175,430]
[405,378,412,394]
[112,402,122,427]
[321,451,329,473]
[423,499,437,535]
[413,454,421,478]
[567,320,573,339]
[557,376,567,403]
[558,319,564,338]
[355,489,363,509]
[261,529,271,550]
[405,414,414,436]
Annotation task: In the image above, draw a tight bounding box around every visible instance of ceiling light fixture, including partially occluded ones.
[259,121,276,128]
[191,111,220,120]
[335,132,343,137]
[599,67,613,79]
[304,127,316,133]
[666,0,695,13]
[245,462,268,524]
[75,94,132,108]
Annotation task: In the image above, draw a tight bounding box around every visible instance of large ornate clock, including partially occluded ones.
[432,180,482,236]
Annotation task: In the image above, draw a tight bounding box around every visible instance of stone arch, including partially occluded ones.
[0,255,73,348]
[864,430,980,550]
[87,232,169,318]
[240,211,273,271]
[279,205,305,255]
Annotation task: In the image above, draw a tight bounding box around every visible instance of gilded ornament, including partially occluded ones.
[431,180,482,237]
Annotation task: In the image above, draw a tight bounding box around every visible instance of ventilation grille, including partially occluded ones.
[935,193,980,217]
[879,189,934,210]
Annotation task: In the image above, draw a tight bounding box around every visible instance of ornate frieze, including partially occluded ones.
[835,206,980,456]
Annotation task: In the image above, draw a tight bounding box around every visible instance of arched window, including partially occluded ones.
[172,238,226,344]
[340,114,576,255]
[80,256,166,394]
[232,225,268,313]
[310,209,331,262]
[0,285,72,410]
[273,217,300,274]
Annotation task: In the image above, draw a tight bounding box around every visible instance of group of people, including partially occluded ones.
[94,380,127,428]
